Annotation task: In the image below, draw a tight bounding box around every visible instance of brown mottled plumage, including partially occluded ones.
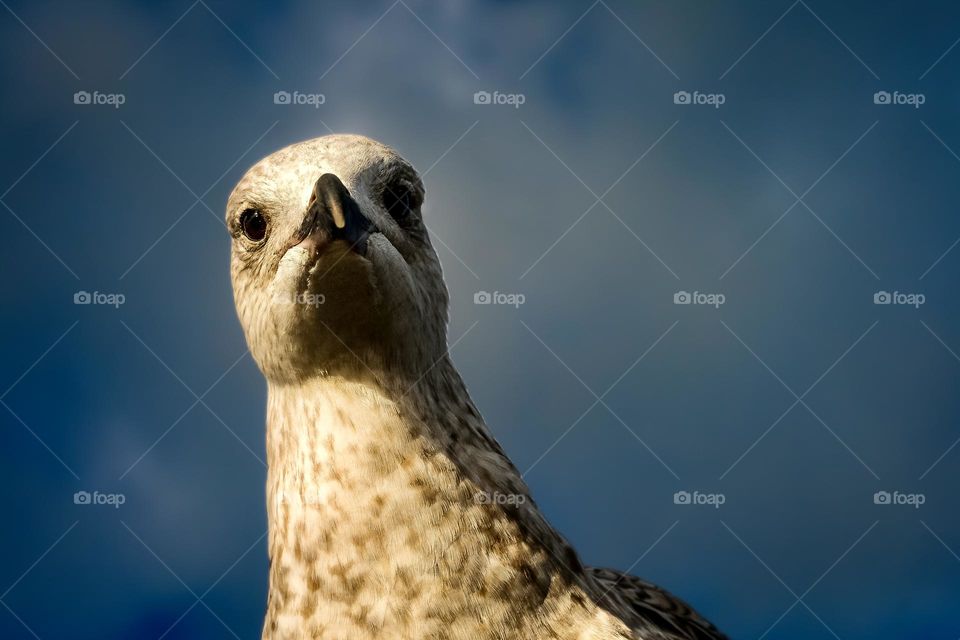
[226,134,727,639]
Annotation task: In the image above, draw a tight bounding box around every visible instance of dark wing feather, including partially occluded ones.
[588,567,729,640]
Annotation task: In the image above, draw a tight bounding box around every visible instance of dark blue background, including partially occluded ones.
[1,1,958,638]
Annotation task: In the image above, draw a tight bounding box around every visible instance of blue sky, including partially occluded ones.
[1,1,959,638]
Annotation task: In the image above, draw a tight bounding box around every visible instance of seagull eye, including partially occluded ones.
[382,182,415,222]
[239,208,267,241]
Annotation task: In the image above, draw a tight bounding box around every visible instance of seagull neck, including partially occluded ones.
[260,366,615,638]
[264,361,528,519]
[267,357,505,459]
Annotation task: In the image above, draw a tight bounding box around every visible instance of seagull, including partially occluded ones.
[226,134,727,640]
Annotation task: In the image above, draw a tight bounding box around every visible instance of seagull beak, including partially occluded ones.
[290,173,374,255]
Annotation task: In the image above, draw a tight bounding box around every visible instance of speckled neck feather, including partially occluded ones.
[262,359,635,639]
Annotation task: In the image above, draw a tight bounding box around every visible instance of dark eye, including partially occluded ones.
[382,182,415,221]
[239,208,267,241]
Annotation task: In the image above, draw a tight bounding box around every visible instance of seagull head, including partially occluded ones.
[226,134,448,383]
